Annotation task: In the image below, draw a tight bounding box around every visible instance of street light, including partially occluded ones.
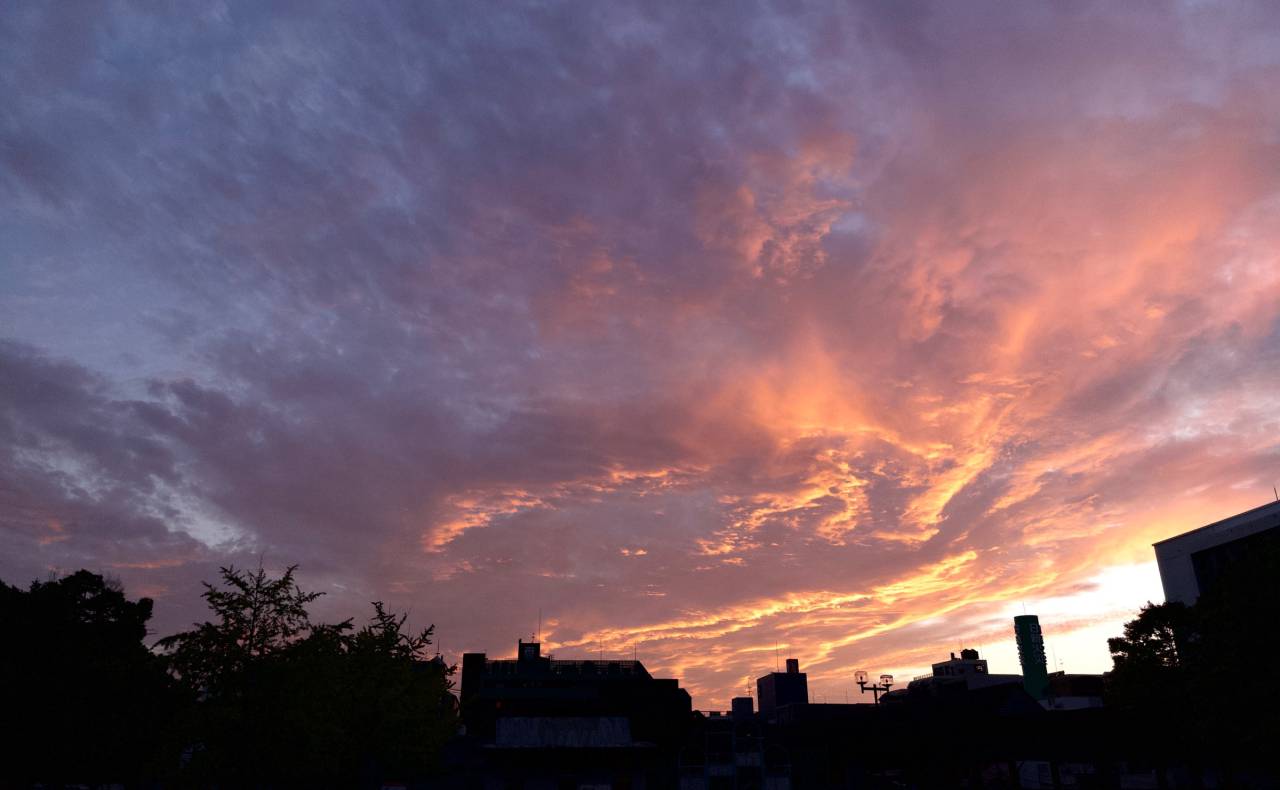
[855,669,894,704]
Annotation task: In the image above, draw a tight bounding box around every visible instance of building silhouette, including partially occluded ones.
[451,639,692,786]
[933,647,988,677]
[756,657,808,721]
[1154,499,1280,605]
[908,647,1023,693]
[678,700,792,788]
[1014,614,1050,701]
[728,649,1150,788]
[1043,671,1105,711]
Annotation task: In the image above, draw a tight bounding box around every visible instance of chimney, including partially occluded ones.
[786,658,799,674]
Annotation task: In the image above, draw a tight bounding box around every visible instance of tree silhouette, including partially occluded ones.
[157,563,457,785]
[1107,601,1187,673]
[156,563,324,694]
[1108,536,1280,782]
[0,570,183,786]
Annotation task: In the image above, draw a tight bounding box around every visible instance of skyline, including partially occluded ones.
[4,1,1280,709]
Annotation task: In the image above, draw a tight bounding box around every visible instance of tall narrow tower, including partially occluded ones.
[1013,614,1049,700]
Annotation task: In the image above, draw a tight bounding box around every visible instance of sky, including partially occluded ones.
[3,1,1280,709]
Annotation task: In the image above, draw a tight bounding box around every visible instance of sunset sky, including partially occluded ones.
[4,2,1280,708]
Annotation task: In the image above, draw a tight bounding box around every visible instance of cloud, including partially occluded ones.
[3,0,1280,705]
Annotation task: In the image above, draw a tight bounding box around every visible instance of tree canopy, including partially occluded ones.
[0,564,457,787]
[0,570,183,785]
[1108,536,1280,776]
[157,564,457,785]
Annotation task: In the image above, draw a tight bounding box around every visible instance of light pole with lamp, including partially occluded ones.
[854,670,894,704]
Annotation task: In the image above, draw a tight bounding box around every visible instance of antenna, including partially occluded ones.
[775,642,780,672]
[537,609,542,643]
[1273,485,1278,502]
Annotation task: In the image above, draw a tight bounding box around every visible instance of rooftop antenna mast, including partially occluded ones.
[537,609,542,643]
[1273,485,1278,502]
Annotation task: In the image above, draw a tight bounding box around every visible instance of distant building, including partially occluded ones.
[756,658,808,721]
[1044,672,1105,711]
[681,706,788,789]
[908,648,1022,693]
[1154,499,1280,605]
[453,640,693,786]
[1014,615,1049,701]
[932,647,987,679]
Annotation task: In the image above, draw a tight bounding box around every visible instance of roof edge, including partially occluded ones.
[1151,499,1280,547]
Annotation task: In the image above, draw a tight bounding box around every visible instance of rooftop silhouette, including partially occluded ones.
[2,500,1278,787]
